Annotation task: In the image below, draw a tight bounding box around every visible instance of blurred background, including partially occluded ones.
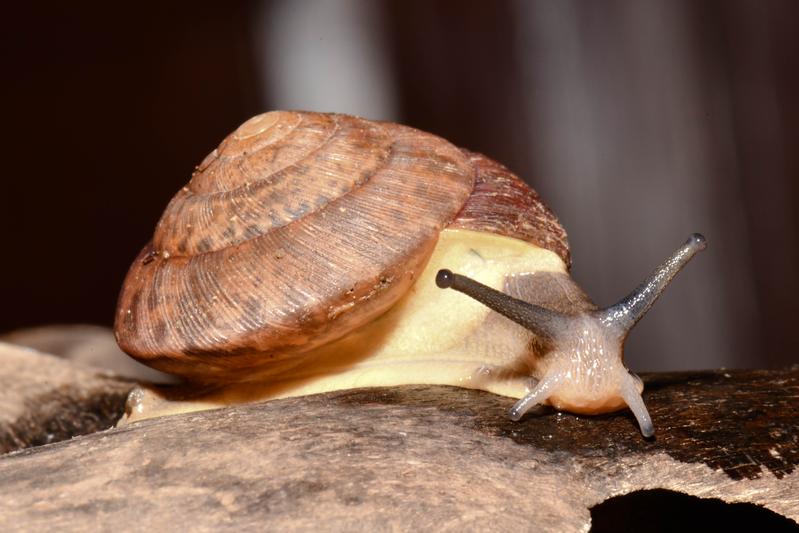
[1,0,797,372]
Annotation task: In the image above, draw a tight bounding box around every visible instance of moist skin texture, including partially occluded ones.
[122,228,572,423]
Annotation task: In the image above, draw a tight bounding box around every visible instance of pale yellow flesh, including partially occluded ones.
[122,229,567,424]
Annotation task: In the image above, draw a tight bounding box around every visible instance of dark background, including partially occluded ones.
[2,1,797,371]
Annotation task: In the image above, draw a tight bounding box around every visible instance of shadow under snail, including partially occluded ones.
[114,110,706,437]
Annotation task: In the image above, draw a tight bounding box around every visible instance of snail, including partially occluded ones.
[114,110,705,436]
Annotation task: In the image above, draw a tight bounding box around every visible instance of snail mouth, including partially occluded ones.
[547,391,628,415]
[119,228,567,424]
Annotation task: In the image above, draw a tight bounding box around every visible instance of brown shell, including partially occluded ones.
[452,150,570,268]
[114,111,569,382]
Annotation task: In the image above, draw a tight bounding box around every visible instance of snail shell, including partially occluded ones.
[115,111,568,383]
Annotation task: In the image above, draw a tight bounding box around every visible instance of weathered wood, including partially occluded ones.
[0,325,173,382]
[0,343,134,454]
[0,349,796,531]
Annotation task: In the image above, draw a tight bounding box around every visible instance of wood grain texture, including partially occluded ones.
[0,343,133,455]
[0,325,173,383]
[1,363,796,531]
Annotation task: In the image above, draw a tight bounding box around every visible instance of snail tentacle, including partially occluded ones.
[508,373,564,421]
[435,268,563,342]
[437,233,706,346]
[597,233,707,336]
[619,371,654,438]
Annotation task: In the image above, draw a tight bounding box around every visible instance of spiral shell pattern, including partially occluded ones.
[115,111,477,381]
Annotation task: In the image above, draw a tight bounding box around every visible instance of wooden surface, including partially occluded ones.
[0,341,797,531]
[0,343,132,454]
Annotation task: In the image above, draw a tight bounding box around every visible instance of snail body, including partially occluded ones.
[115,111,705,436]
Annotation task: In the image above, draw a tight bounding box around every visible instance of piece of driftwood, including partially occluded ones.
[0,342,797,531]
[0,343,133,454]
[0,325,173,382]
